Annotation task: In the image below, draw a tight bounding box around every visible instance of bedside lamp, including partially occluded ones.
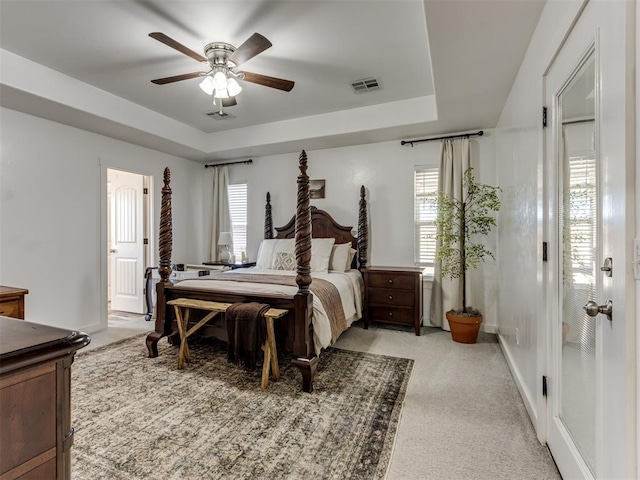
[218,232,233,262]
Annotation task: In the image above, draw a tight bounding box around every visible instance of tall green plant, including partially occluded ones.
[433,167,501,313]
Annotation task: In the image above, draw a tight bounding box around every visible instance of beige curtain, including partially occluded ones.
[209,166,232,261]
[430,137,470,330]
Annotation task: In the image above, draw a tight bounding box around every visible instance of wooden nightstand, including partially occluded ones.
[0,286,29,320]
[363,267,423,336]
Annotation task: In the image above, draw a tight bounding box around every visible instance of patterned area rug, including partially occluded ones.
[71,335,413,480]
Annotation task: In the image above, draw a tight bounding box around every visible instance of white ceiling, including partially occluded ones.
[0,0,545,162]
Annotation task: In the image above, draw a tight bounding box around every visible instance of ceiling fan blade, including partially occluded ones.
[151,72,204,85]
[239,71,295,92]
[222,97,237,107]
[149,32,207,63]
[227,33,272,67]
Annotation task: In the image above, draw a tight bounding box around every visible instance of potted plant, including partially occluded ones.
[433,167,501,343]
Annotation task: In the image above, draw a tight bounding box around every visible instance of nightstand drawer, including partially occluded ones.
[0,299,20,318]
[367,288,414,307]
[368,307,414,325]
[367,273,415,290]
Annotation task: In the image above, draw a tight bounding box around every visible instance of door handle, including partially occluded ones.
[109,249,117,253]
[583,300,612,321]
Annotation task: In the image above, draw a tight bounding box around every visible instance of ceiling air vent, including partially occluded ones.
[206,111,235,119]
[351,77,381,93]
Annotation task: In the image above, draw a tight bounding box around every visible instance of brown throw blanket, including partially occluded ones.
[194,273,348,343]
[226,302,270,370]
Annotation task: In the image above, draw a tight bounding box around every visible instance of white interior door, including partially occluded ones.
[544,1,635,479]
[109,169,145,313]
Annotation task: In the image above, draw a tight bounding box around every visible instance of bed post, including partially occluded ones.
[291,150,318,392]
[357,185,368,271]
[264,192,273,239]
[146,167,174,357]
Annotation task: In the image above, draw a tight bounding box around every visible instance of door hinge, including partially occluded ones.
[143,187,148,195]
[542,106,548,128]
[542,242,548,262]
[542,376,548,397]
[143,238,149,245]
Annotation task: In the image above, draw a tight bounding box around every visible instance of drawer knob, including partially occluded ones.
[388,312,393,317]
[388,279,393,284]
[388,295,393,300]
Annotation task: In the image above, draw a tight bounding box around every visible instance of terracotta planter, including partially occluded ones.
[446,311,483,344]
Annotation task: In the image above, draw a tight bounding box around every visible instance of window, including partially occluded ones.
[228,182,247,257]
[414,166,439,268]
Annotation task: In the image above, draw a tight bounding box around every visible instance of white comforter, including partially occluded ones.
[174,268,363,354]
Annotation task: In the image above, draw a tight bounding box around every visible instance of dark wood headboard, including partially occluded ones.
[276,206,357,246]
[264,188,368,271]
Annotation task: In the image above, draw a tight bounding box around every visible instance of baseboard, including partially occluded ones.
[498,334,538,429]
[82,321,106,335]
[481,323,498,334]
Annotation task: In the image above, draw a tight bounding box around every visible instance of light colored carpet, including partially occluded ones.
[334,324,561,480]
[85,322,561,479]
[71,335,412,479]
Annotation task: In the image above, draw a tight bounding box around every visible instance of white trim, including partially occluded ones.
[499,334,539,433]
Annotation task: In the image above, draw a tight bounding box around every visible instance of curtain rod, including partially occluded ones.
[204,159,253,168]
[401,130,484,147]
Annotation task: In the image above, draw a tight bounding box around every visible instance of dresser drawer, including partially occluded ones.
[368,307,414,325]
[367,288,414,307]
[0,299,20,319]
[367,273,415,290]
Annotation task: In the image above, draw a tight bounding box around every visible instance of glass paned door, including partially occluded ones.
[557,52,597,474]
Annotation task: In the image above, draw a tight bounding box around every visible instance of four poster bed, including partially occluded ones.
[145,150,368,392]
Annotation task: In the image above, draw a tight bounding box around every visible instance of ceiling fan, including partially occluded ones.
[149,32,294,110]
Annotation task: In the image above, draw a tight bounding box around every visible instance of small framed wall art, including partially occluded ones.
[309,179,326,199]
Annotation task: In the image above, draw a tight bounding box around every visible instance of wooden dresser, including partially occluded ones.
[0,286,29,320]
[363,266,423,336]
[0,317,90,479]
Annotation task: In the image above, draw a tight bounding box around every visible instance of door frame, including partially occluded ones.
[544,38,600,480]
[540,1,637,478]
[99,159,154,328]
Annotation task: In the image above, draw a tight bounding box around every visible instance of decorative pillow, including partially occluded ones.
[329,243,352,272]
[310,238,336,272]
[256,239,278,268]
[273,251,296,270]
[346,247,357,270]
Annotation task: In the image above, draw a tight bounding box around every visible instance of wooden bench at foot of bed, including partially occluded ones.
[168,298,288,390]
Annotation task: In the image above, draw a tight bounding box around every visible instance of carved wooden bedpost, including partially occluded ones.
[357,185,368,271]
[264,192,273,239]
[146,167,173,357]
[291,150,317,392]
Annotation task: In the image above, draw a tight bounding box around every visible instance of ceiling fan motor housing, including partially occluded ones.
[204,42,237,69]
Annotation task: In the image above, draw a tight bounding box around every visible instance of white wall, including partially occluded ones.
[494,0,585,433]
[227,134,498,329]
[0,107,206,332]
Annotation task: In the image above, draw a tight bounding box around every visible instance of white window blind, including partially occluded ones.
[568,154,596,282]
[228,183,247,257]
[414,166,439,266]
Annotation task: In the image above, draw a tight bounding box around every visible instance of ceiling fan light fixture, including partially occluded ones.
[199,76,214,95]
[227,78,242,97]
[213,71,228,90]
[214,88,229,99]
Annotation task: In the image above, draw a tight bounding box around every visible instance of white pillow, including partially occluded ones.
[273,238,295,256]
[329,243,352,272]
[256,238,295,269]
[310,238,336,272]
[346,247,357,270]
[256,239,278,268]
